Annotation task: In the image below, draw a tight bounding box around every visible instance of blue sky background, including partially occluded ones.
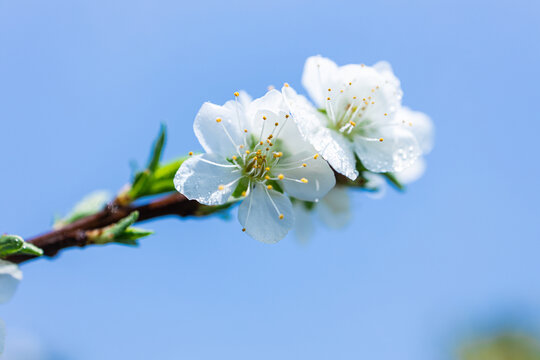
[0,0,539,359]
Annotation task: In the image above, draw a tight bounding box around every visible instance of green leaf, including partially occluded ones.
[107,211,139,239]
[147,123,167,173]
[17,242,44,256]
[133,157,188,198]
[128,124,167,200]
[54,190,111,228]
[0,235,24,257]
[381,172,405,191]
[0,235,43,258]
[87,211,153,246]
[115,227,154,245]
[153,157,187,180]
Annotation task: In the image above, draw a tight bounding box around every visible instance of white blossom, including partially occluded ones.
[293,186,352,242]
[175,90,336,243]
[0,260,22,355]
[283,55,423,179]
[0,260,21,304]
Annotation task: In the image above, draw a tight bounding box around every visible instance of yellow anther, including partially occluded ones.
[285,114,289,118]
[379,138,384,142]
[242,228,246,232]
[327,97,331,100]
[300,178,308,183]
[265,175,270,180]
[275,122,279,126]
[246,150,250,154]
[340,90,344,93]
[278,174,284,180]
[267,185,273,190]
[234,92,239,97]
[279,214,284,220]
[328,88,332,91]
[263,116,267,120]
[302,163,307,167]
[353,96,357,99]
[371,101,375,104]
[239,145,244,149]
[244,129,248,133]
[260,141,264,145]
[313,154,319,159]
[267,139,271,144]
[241,191,246,197]
[273,152,283,158]
[350,121,356,127]
[266,147,270,151]
[188,151,193,156]
[284,82,290,87]
[384,113,388,116]
[371,89,375,93]
[268,134,273,139]
[409,122,413,126]
[363,98,366,101]
[349,82,352,85]
[218,185,225,190]
[376,85,380,89]
[232,155,237,160]
[265,167,270,171]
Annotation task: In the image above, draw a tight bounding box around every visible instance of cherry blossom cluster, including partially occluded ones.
[174,55,434,243]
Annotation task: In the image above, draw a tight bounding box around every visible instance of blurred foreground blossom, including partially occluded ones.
[0,259,22,354]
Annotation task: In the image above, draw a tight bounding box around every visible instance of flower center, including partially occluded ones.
[324,84,385,142]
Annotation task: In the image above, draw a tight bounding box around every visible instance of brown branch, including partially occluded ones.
[7,171,363,265]
[7,193,203,265]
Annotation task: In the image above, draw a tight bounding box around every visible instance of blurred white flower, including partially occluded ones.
[283,55,423,179]
[175,90,336,243]
[293,186,352,241]
[0,259,23,355]
[0,260,22,304]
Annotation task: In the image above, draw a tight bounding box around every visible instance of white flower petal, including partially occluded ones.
[174,153,242,206]
[302,55,339,108]
[193,101,244,157]
[246,89,285,118]
[317,186,352,229]
[394,157,426,184]
[395,107,434,154]
[364,172,387,199]
[353,125,421,173]
[0,260,22,304]
[372,61,401,90]
[276,152,336,202]
[236,90,252,108]
[292,202,315,243]
[283,85,358,180]
[238,184,294,244]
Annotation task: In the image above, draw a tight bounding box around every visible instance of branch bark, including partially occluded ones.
[7,193,202,265]
[7,171,363,265]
